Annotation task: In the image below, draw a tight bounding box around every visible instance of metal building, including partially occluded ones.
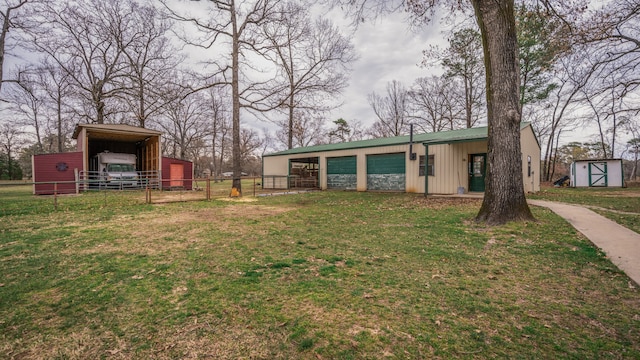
[262,123,541,194]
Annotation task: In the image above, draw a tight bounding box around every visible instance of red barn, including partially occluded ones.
[32,152,83,195]
[161,157,193,190]
[32,124,192,194]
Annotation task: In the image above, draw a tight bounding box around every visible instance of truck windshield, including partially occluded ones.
[107,164,135,172]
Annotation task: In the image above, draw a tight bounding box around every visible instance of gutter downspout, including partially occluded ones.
[409,124,417,161]
[423,143,428,197]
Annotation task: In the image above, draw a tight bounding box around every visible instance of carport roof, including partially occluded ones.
[72,123,162,142]
[265,123,532,157]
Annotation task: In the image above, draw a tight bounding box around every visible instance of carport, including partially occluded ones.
[289,157,319,189]
[73,124,162,181]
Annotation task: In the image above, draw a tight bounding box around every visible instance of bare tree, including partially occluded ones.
[407,75,464,133]
[206,86,231,179]
[575,0,640,160]
[0,121,23,179]
[30,0,132,124]
[583,0,640,94]
[275,109,327,148]
[37,60,76,153]
[164,0,283,196]
[367,80,409,137]
[423,27,484,128]
[538,49,595,182]
[120,1,182,128]
[263,1,356,149]
[5,72,45,152]
[239,127,263,166]
[159,91,210,160]
[0,0,27,95]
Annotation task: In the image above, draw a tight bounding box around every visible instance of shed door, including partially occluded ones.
[170,163,184,187]
[589,162,607,187]
[366,153,406,191]
[327,156,357,190]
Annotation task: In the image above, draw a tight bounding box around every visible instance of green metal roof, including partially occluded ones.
[265,123,532,157]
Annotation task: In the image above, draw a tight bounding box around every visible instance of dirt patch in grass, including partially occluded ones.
[411,196,482,209]
[62,204,296,257]
[4,329,110,360]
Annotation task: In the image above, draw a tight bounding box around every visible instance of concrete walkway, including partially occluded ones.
[528,200,640,286]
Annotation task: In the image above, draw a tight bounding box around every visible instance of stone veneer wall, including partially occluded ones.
[366,174,405,191]
[327,174,357,190]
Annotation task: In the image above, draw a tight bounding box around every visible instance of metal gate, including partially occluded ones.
[589,162,607,187]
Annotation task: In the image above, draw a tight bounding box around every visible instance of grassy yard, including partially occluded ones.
[529,185,640,233]
[1,189,639,359]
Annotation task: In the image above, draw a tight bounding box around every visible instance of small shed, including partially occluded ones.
[32,152,83,195]
[571,159,624,187]
[161,157,193,190]
[73,123,162,176]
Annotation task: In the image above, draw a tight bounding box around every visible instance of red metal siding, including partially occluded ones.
[161,157,193,190]
[33,152,84,195]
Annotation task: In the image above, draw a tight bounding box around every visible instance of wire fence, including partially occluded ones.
[0,177,318,216]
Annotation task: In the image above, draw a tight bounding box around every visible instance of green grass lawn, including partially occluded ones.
[1,190,639,359]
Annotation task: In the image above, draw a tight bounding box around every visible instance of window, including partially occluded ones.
[527,155,532,177]
[419,155,435,176]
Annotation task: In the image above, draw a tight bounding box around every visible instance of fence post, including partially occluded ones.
[74,168,79,194]
[54,182,58,210]
[207,176,211,200]
[253,177,256,197]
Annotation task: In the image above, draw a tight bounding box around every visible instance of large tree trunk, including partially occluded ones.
[230,0,242,196]
[472,0,534,225]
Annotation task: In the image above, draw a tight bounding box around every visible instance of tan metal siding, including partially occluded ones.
[263,156,290,176]
[427,141,487,194]
[520,125,541,192]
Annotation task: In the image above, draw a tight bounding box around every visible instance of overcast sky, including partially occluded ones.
[325,11,446,128]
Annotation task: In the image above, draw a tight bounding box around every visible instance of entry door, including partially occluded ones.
[170,163,184,187]
[469,154,486,192]
[589,162,607,187]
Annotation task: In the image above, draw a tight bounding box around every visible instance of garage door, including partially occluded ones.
[327,156,357,190]
[366,153,406,191]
